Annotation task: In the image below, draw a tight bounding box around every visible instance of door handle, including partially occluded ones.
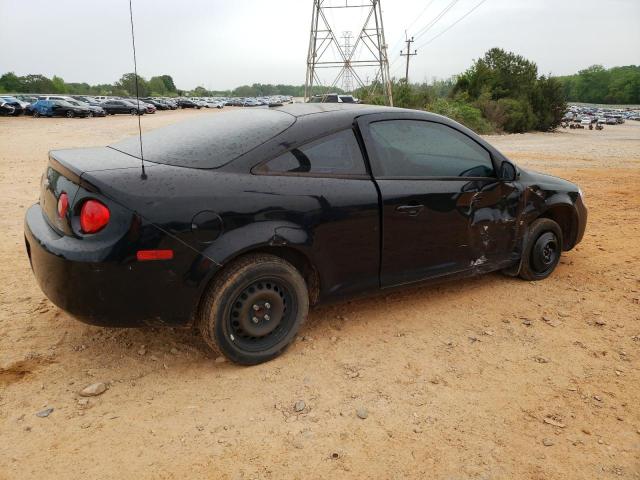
[396,204,424,216]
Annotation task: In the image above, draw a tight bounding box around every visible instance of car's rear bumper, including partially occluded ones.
[24,203,216,327]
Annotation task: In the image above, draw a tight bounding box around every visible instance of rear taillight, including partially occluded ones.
[57,192,69,218]
[80,199,110,234]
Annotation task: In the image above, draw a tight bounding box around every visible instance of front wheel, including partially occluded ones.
[519,218,563,281]
[198,254,309,365]
[66,110,74,118]
[130,109,137,115]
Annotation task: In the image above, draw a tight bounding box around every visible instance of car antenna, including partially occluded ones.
[128,0,146,180]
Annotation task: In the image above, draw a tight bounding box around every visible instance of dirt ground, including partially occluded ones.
[1,109,639,479]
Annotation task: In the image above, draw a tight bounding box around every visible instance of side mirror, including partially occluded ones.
[499,161,517,182]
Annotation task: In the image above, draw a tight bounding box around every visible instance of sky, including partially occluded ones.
[1,0,639,91]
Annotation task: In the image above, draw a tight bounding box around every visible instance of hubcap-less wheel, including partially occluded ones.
[228,278,296,353]
[531,232,558,274]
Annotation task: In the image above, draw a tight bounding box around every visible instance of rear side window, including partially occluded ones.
[262,130,366,175]
[369,120,494,178]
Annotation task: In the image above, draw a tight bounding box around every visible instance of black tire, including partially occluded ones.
[88,111,94,118]
[130,109,136,115]
[66,110,74,118]
[519,218,563,281]
[33,111,40,118]
[198,254,309,365]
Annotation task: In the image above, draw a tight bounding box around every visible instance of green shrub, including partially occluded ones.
[427,98,494,134]
[496,98,537,133]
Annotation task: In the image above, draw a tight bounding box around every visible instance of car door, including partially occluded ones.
[357,113,520,288]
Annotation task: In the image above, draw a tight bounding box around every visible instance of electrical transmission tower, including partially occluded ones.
[341,31,354,92]
[304,0,393,105]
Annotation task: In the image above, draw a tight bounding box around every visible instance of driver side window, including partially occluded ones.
[369,120,494,178]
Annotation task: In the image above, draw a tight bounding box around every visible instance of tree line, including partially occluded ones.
[557,65,640,105]
[0,72,338,98]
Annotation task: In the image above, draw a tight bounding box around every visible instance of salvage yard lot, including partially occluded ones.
[1,109,639,479]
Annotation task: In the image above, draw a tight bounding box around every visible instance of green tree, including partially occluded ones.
[159,75,177,93]
[51,75,67,93]
[115,73,149,97]
[148,76,168,96]
[0,72,22,92]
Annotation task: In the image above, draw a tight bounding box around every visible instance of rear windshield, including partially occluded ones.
[109,109,295,169]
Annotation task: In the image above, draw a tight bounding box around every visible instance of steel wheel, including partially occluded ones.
[198,254,309,365]
[530,232,559,275]
[227,278,297,353]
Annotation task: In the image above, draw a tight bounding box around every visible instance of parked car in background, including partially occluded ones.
[141,98,169,110]
[31,99,91,118]
[0,99,16,116]
[101,99,146,115]
[38,96,106,117]
[0,96,27,115]
[176,98,200,109]
[24,104,587,364]
[66,99,106,117]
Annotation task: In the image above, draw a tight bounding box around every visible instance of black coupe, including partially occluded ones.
[24,104,587,364]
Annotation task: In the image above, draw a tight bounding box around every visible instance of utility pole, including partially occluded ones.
[305,0,393,106]
[400,36,417,83]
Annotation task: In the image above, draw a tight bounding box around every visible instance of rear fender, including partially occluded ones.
[201,221,311,266]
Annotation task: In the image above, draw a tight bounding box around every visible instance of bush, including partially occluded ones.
[427,98,494,134]
[496,98,537,133]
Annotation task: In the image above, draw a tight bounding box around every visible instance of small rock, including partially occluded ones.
[558,311,570,318]
[522,319,532,326]
[137,346,146,356]
[214,356,226,364]
[594,319,607,326]
[170,348,179,355]
[150,355,159,362]
[542,438,554,446]
[356,407,368,419]
[582,428,592,435]
[79,382,107,397]
[294,400,306,412]
[77,398,89,406]
[544,417,566,428]
[330,336,337,342]
[36,408,53,418]
[534,355,550,364]
[593,395,602,402]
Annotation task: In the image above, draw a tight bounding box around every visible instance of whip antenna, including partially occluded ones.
[128,0,146,179]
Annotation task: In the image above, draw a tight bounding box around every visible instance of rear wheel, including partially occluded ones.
[198,254,309,365]
[130,109,136,115]
[519,218,563,281]
[33,111,40,118]
[88,111,94,118]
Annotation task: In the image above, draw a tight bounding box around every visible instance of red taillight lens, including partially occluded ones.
[57,192,69,218]
[80,200,110,233]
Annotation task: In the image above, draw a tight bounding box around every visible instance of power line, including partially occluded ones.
[405,0,437,34]
[415,0,489,49]
[412,0,460,41]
